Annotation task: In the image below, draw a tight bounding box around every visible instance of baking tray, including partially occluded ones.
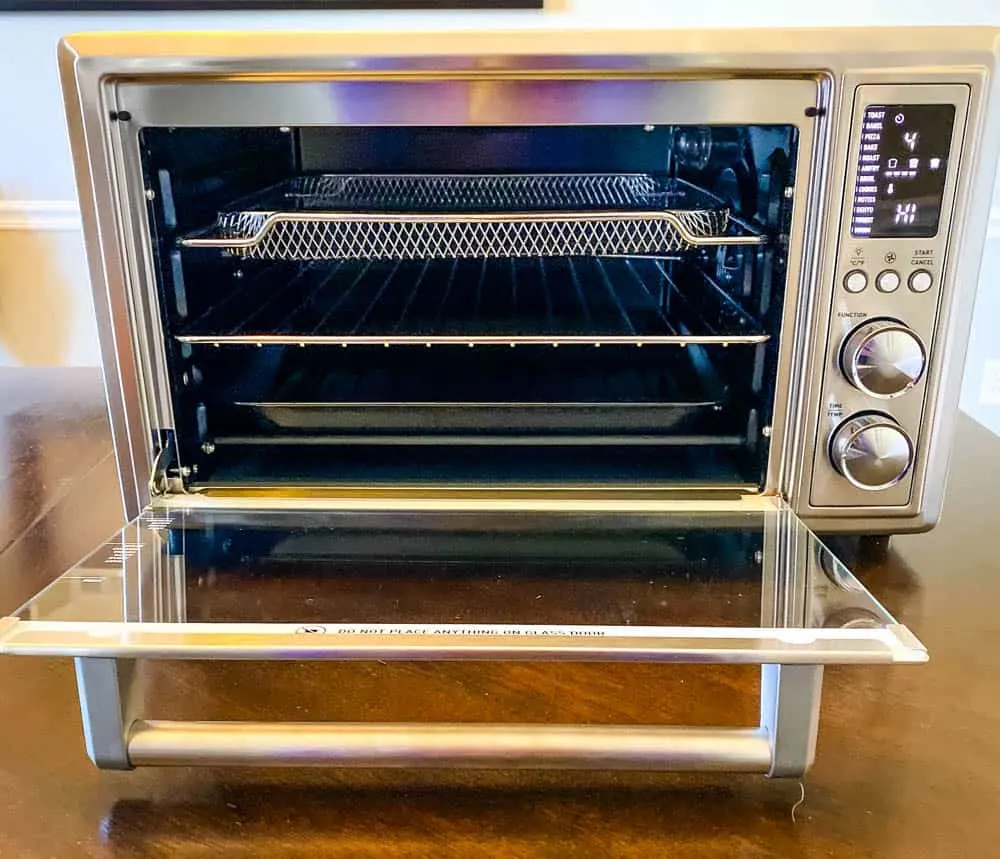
[237,400,723,434]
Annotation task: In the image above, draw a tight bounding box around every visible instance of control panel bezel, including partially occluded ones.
[809,82,970,508]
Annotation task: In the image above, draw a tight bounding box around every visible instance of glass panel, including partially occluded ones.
[0,502,925,664]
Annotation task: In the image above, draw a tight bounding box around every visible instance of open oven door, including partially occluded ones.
[0,497,925,774]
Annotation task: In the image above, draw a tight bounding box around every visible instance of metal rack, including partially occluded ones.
[179,173,766,261]
[176,257,768,347]
[198,308,743,438]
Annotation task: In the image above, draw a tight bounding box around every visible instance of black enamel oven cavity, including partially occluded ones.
[139,124,798,490]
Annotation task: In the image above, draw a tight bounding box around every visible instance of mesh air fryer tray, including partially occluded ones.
[180,173,765,261]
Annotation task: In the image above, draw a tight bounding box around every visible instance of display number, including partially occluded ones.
[894,202,917,226]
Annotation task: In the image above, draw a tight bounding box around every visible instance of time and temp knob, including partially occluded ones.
[841,319,926,398]
[829,414,914,491]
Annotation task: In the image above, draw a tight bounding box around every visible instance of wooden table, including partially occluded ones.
[1,367,998,858]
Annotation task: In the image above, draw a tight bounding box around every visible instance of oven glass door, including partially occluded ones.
[0,500,925,665]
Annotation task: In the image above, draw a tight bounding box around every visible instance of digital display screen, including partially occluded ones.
[851,104,956,239]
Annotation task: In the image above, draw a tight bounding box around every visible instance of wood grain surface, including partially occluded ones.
[0,367,998,858]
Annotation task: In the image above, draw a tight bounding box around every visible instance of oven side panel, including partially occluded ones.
[59,41,155,520]
[915,64,1000,530]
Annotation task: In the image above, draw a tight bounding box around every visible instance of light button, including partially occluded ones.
[908,269,934,293]
[843,269,868,293]
[876,269,901,293]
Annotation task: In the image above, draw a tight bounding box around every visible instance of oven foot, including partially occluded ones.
[857,535,892,563]
[820,534,892,567]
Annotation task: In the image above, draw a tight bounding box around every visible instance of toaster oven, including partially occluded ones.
[2,27,997,775]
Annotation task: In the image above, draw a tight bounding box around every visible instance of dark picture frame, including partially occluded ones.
[0,0,543,10]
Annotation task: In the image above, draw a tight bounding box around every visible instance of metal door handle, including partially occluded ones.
[75,658,821,777]
[127,721,772,770]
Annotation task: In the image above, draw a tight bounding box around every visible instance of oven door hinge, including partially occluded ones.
[149,429,179,497]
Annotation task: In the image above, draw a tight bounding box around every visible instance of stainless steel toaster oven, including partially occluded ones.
[2,27,997,776]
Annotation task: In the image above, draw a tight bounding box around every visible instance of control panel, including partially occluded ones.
[810,83,969,508]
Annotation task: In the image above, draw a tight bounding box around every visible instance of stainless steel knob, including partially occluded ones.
[829,414,914,491]
[841,319,926,398]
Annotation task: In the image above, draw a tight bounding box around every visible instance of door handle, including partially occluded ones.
[126,720,773,770]
[75,657,821,776]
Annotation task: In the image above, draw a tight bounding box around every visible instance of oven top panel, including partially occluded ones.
[0,501,924,664]
[61,27,1000,77]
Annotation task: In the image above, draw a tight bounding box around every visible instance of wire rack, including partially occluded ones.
[175,256,768,347]
[180,174,765,261]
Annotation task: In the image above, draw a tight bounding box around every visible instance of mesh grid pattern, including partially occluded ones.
[285,173,665,211]
[219,210,730,261]
[192,173,737,261]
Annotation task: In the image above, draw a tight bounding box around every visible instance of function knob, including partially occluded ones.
[829,414,914,491]
[841,319,926,398]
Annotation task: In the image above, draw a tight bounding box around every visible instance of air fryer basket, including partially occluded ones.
[180,173,764,261]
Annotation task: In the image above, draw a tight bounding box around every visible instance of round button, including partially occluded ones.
[876,269,901,293]
[829,414,914,491]
[843,269,868,293]
[908,269,933,293]
[840,319,926,398]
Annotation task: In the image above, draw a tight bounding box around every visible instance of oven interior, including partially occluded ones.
[138,123,798,492]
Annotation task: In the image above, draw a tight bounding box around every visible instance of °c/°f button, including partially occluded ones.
[843,270,868,293]
[908,269,934,293]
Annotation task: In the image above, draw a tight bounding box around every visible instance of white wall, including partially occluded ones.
[1,1,999,428]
